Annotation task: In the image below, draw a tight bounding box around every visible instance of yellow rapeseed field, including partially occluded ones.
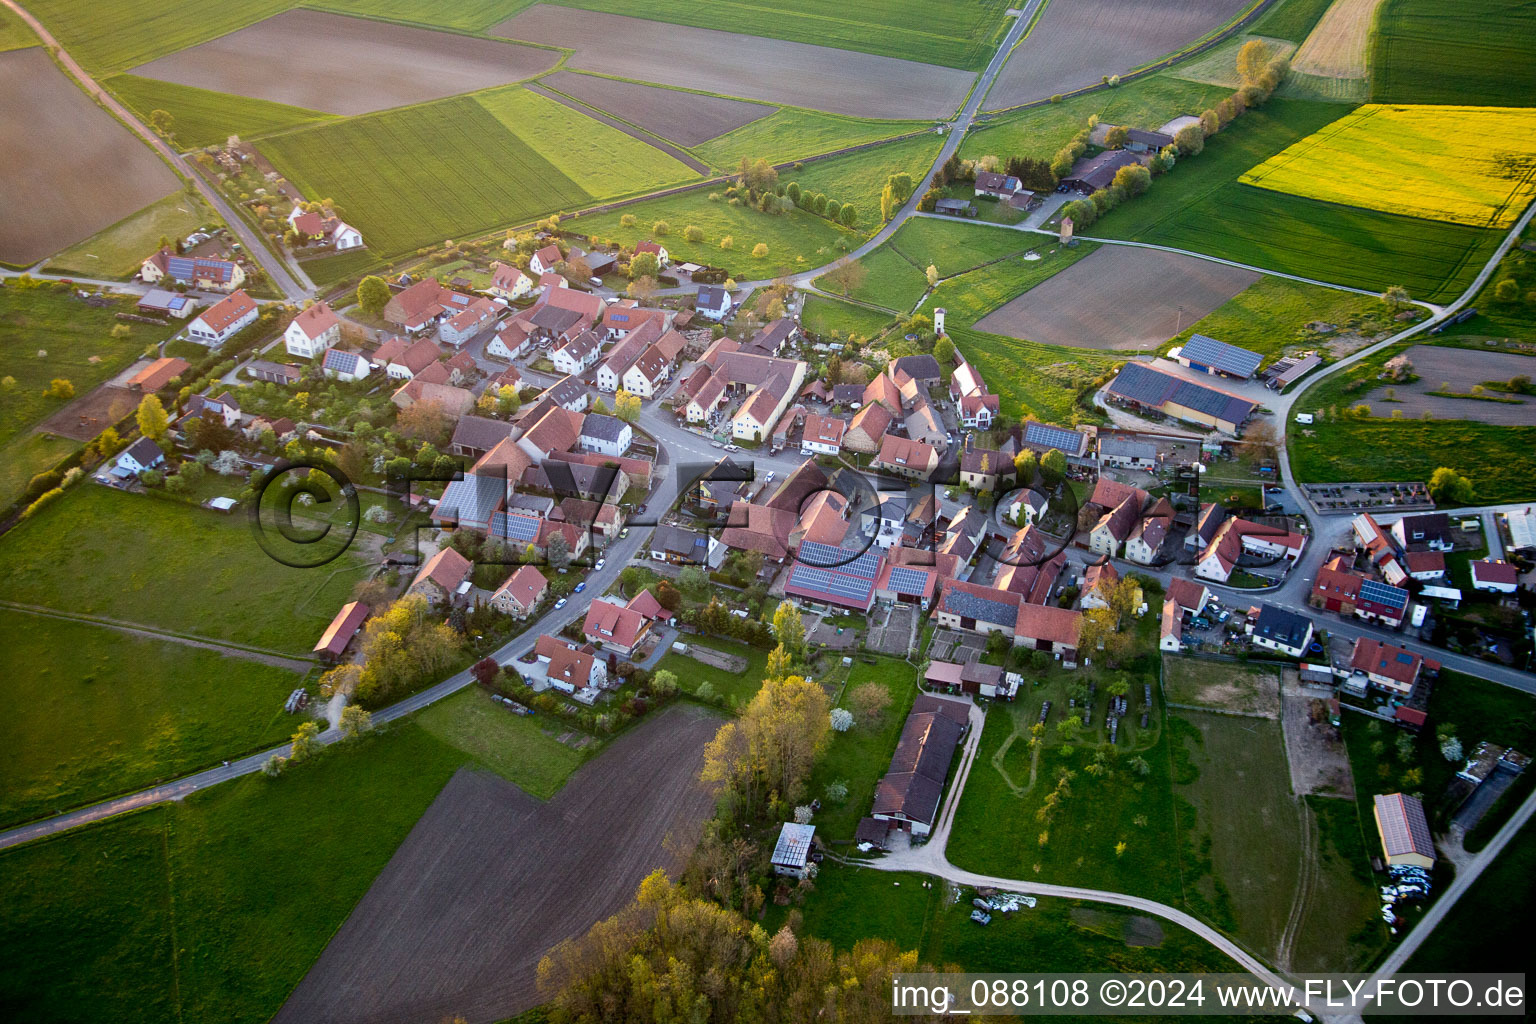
[1239,104,1536,229]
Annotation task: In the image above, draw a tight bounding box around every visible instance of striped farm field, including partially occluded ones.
[1240,104,1536,229]
[1371,0,1536,106]
[261,97,589,258]
[108,74,336,149]
[1289,0,1381,78]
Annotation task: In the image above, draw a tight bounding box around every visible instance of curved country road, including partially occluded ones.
[0,0,309,300]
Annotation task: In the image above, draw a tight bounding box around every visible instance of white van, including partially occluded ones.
[1295,413,1314,425]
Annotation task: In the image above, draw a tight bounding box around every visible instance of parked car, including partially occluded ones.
[574,582,586,593]
[554,597,567,609]
[594,559,606,571]
[620,527,629,538]
[765,471,776,482]
[710,440,724,449]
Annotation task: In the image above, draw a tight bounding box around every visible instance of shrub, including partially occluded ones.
[683,225,704,242]
[22,486,65,520]
[752,243,769,258]
[620,213,636,227]
[719,235,734,250]
[24,469,63,502]
[652,220,670,236]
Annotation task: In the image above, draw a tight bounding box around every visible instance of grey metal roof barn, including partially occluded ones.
[1178,334,1264,379]
[1105,363,1256,429]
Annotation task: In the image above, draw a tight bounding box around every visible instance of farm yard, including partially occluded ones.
[492,6,976,120]
[1370,0,1536,106]
[543,0,1011,70]
[260,96,590,258]
[477,86,700,196]
[1241,104,1536,230]
[0,608,309,830]
[541,70,774,148]
[982,0,1255,110]
[271,704,721,1024]
[106,74,336,149]
[972,246,1260,351]
[0,47,178,266]
[126,10,557,116]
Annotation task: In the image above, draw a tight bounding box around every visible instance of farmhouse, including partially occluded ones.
[889,354,943,389]
[449,415,516,460]
[288,207,363,250]
[1060,149,1143,194]
[374,336,443,379]
[695,284,731,321]
[1194,515,1305,584]
[634,239,669,267]
[1248,604,1313,659]
[139,248,246,291]
[186,290,259,347]
[1373,793,1435,869]
[113,437,165,478]
[719,501,797,562]
[934,579,1081,664]
[284,301,341,359]
[1090,123,1174,153]
[1104,363,1256,434]
[871,694,968,838]
[959,446,1006,491]
[489,564,547,618]
[314,601,370,661]
[621,344,671,398]
[1353,512,1409,587]
[551,330,603,375]
[771,822,817,878]
[1173,334,1264,380]
[974,170,1024,199]
[1124,502,1171,565]
[1079,561,1120,611]
[1470,559,1519,594]
[408,547,473,606]
[384,278,474,334]
[746,318,798,358]
[136,289,196,319]
[488,261,532,300]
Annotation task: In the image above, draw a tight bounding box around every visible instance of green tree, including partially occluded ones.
[148,108,174,136]
[683,224,704,242]
[1382,284,1412,309]
[1428,466,1474,506]
[1014,449,1037,484]
[933,335,955,364]
[1236,38,1271,84]
[339,703,373,740]
[1111,163,1151,196]
[839,204,859,228]
[136,394,169,444]
[629,251,661,279]
[1104,125,1129,149]
[752,242,769,259]
[289,720,320,762]
[1039,447,1067,484]
[357,275,391,316]
[772,600,806,661]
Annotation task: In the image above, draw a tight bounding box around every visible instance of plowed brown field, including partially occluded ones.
[543,70,774,146]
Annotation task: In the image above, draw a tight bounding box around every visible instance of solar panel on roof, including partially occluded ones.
[1360,579,1409,609]
[797,541,880,576]
[490,512,540,543]
[1181,334,1263,378]
[1025,422,1081,451]
[886,566,932,596]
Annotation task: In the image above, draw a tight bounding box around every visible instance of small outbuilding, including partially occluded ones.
[771,822,817,878]
[1373,792,1435,869]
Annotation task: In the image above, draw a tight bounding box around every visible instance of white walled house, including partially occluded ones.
[283,301,341,359]
[187,290,259,348]
[322,348,371,382]
[530,243,562,276]
[579,414,632,457]
[488,261,532,300]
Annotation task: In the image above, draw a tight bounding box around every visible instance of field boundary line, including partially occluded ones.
[525,82,709,175]
[0,600,318,667]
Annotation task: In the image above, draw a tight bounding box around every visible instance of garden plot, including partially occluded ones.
[272,704,720,1024]
[1240,104,1536,229]
[1163,656,1282,718]
[542,70,775,147]
[984,0,1253,110]
[128,10,558,116]
[973,246,1258,350]
[1371,345,1536,424]
[0,47,177,266]
[492,6,975,120]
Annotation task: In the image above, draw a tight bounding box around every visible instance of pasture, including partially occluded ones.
[1290,416,1536,502]
[0,721,471,1024]
[129,10,556,116]
[1167,275,1398,360]
[818,216,1037,311]
[493,6,976,120]
[542,70,773,147]
[477,86,698,197]
[1171,34,1297,89]
[0,485,371,654]
[1371,0,1536,106]
[46,191,219,279]
[108,74,336,149]
[544,0,1009,70]
[984,0,1254,110]
[963,73,1228,163]
[1241,104,1536,230]
[784,136,944,238]
[0,48,178,267]
[802,660,918,841]
[1092,98,1498,302]
[1290,0,1380,78]
[0,2,35,49]
[572,189,853,277]
[261,96,590,257]
[272,704,721,1024]
[693,107,922,168]
[973,245,1259,351]
[820,243,928,311]
[0,608,307,829]
[800,295,895,340]
[414,687,589,799]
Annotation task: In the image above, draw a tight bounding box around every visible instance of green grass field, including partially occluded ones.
[785,134,944,236]
[1246,0,1337,42]
[0,608,307,828]
[800,295,895,339]
[0,485,370,653]
[1371,0,1536,106]
[261,96,591,257]
[964,74,1229,163]
[0,721,469,1024]
[416,687,590,798]
[572,188,854,277]
[818,243,927,311]
[1168,276,1399,361]
[802,659,918,841]
[477,86,698,197]
[1405,819,1533,973]
[45,191,221,279]
[1092,99,1501,303]
[653,636,770,707]
[547,0,1011,70]
[107,74,337,150]
[25,0,287,75]
[0,1,37,49]
[299,247,385,287]
[310,0,525,31]
[693,108,924,169]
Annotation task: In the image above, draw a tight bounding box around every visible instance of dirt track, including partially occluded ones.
[494,5,975,120]
[985,0,1252,109]
[130,10,558,116]
[975,246,1258,350]
[543,70,774,147]
[0,48,177,266]
[271,703,722,1024]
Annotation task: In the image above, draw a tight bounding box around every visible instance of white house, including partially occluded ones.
[551,332,602,376]
[695,284,731,321]
[113,437,165,478]
[635,239,669,267]
[329,220,363,249]
[183,391,241,428]
[800,413,844,456]
[620,346,668,398]
[186,290,259,347]
[1248,605,1314,659]
[579,413,632,458]
[487,321,531,362]
[322,348,371,382]
[1006,488,1048,527]
[1470,559,1519,594]
[1159,599,1183,652]
[529,243,563,276]
[438,297,496,347]
[283,301,341,359]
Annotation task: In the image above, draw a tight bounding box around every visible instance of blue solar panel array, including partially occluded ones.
[885,565,933,596]
[1181,334,1263,379]
[165,255,235,284]
[1024,421,1082,452]
[786,563,875,604]
[1360,579,1409,610]
[490,511,540,543]
[797,541,880,576]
